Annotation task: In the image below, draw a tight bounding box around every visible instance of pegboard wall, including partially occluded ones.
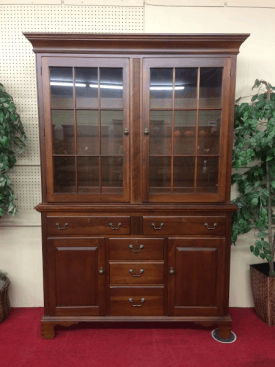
[0,5,144,212]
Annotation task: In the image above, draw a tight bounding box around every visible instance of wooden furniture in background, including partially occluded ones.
[24,33,249,339]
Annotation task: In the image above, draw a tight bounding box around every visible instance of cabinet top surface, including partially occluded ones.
[24,32,249,55]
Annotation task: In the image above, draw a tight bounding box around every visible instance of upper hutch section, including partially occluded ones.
[24,33,249,204]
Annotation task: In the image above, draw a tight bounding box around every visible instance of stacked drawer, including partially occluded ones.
[109,238,165,316]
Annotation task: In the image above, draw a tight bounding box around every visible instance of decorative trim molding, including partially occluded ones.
[24,33,250,55]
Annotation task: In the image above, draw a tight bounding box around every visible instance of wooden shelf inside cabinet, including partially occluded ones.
[24,32,249,339]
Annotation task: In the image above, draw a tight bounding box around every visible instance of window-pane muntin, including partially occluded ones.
[50,65,126,196]
[175,68,198,109]
[150,111,172,156]
[50,67,74,109]
[199,68,223,109]
[75,67,98,109]
[148,64,223,196]
[150,68,173,109]
[52,110,75,155]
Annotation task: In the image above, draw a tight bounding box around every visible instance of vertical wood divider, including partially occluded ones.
[194,67,200,192]
[171,68,175,194]
[98,67,102,193]
[73,67,78,193]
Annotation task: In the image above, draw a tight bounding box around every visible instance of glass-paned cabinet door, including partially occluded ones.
[42,57,129,202]
[142,58,231,203]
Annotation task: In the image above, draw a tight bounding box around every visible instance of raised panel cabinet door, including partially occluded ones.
[47,238,105,316]
[42,57,130,203]
[142,58,231,203]
[168,237,225,316]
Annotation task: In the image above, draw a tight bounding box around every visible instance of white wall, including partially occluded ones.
[1,1,274,307]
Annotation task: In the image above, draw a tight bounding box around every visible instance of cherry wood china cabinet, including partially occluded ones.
[25,33,249,339]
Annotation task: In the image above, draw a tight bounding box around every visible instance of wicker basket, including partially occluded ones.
[0,277,10,323]
[250,264,275,326]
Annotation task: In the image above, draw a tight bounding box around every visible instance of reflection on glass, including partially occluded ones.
[52,110,75,154]
[101,111,123,156]
[76,110,99,155]
[101,157,123,190]
[173,157,195,192]
[149,157,171,192]
[175,68,197,109]
[50,67,73,109]
[100,68,123,109]
[150,68,173,109]
[150,111,172,155]
[197,157,219,193]
[198,111,221,155]
[174,111,196,155]
[200,68,223,108]
[75,68,98,109]
[78,157,99,193]
[54,157,76,193]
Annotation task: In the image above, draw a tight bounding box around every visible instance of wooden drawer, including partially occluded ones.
[47,216,130,235]
[109,261,164,285]
[109,287,164,316]
[109,238,164,260]
[143,216,226,235]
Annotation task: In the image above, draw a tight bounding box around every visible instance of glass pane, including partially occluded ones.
[174,111,196,155]
[150,111,172,155]
[199,68,223,108]
[50,67,73,108]
[101,157,123,191]
[101,111,123,156]
[198,111,221,155]
[197,157,219,193]
[78,157,99,193]
[52,110,75,154]
[76,110,99,155]
[174,157,195,193]
[75,68,98,109]
[53,157,76,193]
[150,68,173,109]
[149,157,171,193]
[100,68,123,109]
[175,68,197,109]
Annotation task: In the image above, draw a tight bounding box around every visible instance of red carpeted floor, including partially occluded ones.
[0,308,275,367]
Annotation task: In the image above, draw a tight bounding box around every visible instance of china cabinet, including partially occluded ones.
[24,33,249,339]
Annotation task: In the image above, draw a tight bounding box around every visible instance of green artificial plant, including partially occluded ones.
[0,83,27,217]
[231,79,275,277]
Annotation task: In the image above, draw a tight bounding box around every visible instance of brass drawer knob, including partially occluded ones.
[55,222,68,230]
[109,222,122,230]
[129,244,144,253]
[129,298,145,307]
[204,223,217,230]
[152,222,164,230]
[99,267,104,274]
[170,267,175,274]
[129,269,144,277]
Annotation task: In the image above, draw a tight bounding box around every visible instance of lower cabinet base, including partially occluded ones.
[41,314,232,340]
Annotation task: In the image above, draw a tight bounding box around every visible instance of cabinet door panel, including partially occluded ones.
[42,57,130,203]
[142,58,231,203]
[168,237,225,316]
[48,238,105,316]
